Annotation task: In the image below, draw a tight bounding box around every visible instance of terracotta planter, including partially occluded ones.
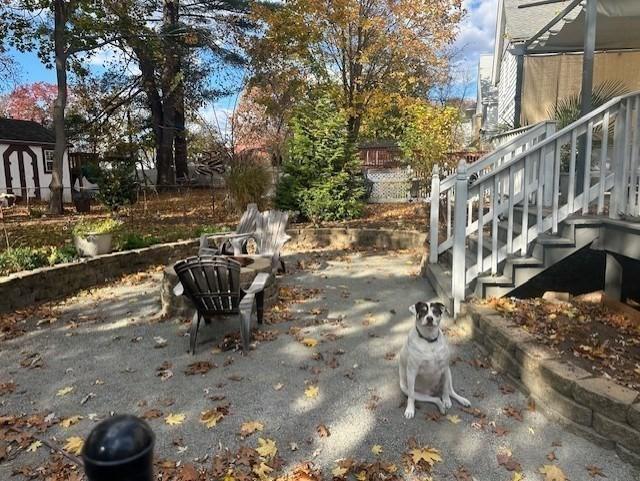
[74,233,113,257]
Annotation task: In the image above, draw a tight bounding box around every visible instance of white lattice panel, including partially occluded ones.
[365,167,412,203]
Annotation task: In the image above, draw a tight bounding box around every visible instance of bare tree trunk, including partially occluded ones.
[50,0,67,214]
[174,85,188,180]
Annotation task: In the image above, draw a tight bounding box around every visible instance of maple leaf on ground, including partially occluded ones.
[586,465,606,478]
[497,452,522,472]
[331,465,349,478]
[200,409,225,429]
[446,415,461,424]
[0,381,16,396]
[27,440,42,452]
[539,464,568,481]
[57,386,74,397]
[304,386,319,399]
[240,420,264,437]
[503,405,523,422]
[409,446,442,467]
[141,409,163,420]
[301,338,318,347]
[453,466,473,481]
[253,462,274,480]
[493,425,509,436]
[185,361,216,375]
[371,444,383,455]
[512,473,524,481]
[60,416,83,428]
[165,413,186,426]
[64,436,84,455]
[256,437,277,459]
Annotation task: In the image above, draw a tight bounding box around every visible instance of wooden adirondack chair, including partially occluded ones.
[252,210,292,273]
[199,203,258,256]
[172,256,269,354]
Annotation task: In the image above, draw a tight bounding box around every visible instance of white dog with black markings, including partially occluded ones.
[399,301,470,419]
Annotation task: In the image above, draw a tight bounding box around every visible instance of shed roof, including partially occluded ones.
[0,118,56,145]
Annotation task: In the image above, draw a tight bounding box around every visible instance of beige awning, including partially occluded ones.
[528,0,640,51]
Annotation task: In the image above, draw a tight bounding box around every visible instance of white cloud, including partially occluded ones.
[451,0,500,97]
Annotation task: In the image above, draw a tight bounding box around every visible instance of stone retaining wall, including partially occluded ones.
[0,228,425,315]
[0,240,199,314]
[287,227,425,251]
[459,304,640,467]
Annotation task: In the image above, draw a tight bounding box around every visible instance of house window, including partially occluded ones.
[44,150,54,173]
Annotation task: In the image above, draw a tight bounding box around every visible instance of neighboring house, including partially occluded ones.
[0,119,72,202]
[489,0,640,129]
[476,54,499,137]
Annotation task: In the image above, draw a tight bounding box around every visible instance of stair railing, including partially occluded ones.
[429,121,555,266]
[435,91,640,314]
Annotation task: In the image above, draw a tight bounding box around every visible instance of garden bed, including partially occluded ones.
[481,297,640,391]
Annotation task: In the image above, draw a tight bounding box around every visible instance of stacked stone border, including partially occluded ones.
[458,303,640,467]
[0,228,425,315]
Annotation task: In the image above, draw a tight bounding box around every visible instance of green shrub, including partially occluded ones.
[117,232,160,250]
[72,218,121,238]
[276,92,365,222]
[0,245,77,276]
[225,154,271,210]
[96,159,137,211]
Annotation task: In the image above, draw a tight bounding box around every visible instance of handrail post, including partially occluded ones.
[452,159,468,316]
[611,100,628,219]
[429,164,440,264]
[543,122,557,206]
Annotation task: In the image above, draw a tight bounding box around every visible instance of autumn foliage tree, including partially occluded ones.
[250,0,463,141]
[0,82,58,124]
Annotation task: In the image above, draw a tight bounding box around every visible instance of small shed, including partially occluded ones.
[0,119,72,202]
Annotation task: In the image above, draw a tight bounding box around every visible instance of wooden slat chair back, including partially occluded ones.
[254,210,292,272]
[174,256,241,315]
[173,255,270,354]
[199,203,259,255]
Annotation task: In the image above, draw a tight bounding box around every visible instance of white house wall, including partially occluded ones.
[0,144,72,202]
[498,48,518,129]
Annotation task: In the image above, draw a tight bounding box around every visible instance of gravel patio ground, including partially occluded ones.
[0,248,638,480]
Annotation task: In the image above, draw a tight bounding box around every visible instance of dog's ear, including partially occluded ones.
[408,303,417,316]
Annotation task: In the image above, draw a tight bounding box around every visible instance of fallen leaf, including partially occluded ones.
[512,473,524,481]
[240,420,264,437]
[253,462,274,480]
[60,415,83,428]
[27,440,42,452]
[57,386,74,397]
[273,383,284,391]
[453,466,473,481]
[305,386,319,398]
[142,409,163,420]
[497,452,522,472]
[409,447,442,466]
[200,409,224,429]
[447,415,461,424]
[371,444,383,455]
[153,336,168,348]
[316,424,330,437]
[331,465,348,478]
[301,338,318,347]
[165,413,186,426]
[64,436,84,455]
[185,361,215,375]
[547,451,557,461]
[586,465,606,478]
[539,464,567,481]
[256,437,277,459]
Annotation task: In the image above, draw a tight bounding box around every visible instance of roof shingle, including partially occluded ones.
[0,118,56,144]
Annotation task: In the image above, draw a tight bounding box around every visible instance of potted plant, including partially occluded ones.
[73,218,121,257]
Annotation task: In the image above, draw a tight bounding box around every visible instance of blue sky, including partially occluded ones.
[4,0,498,117]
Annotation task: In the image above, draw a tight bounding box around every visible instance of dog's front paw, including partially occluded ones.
[458,396,471,407]
[442,395,452,410]
[404,405,415,419]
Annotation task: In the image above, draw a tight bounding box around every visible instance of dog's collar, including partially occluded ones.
[416,326,439,343]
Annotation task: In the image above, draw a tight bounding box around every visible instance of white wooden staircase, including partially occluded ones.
[426,92,640,314]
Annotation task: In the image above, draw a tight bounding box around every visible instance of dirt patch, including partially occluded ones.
[482,297,640,391]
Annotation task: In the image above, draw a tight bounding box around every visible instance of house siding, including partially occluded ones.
[498,48,518,128]
[0,144,72,202]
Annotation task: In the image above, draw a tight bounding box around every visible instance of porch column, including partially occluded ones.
[512,44,525,130]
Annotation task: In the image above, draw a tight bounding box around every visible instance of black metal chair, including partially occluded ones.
[173,256,269,354]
